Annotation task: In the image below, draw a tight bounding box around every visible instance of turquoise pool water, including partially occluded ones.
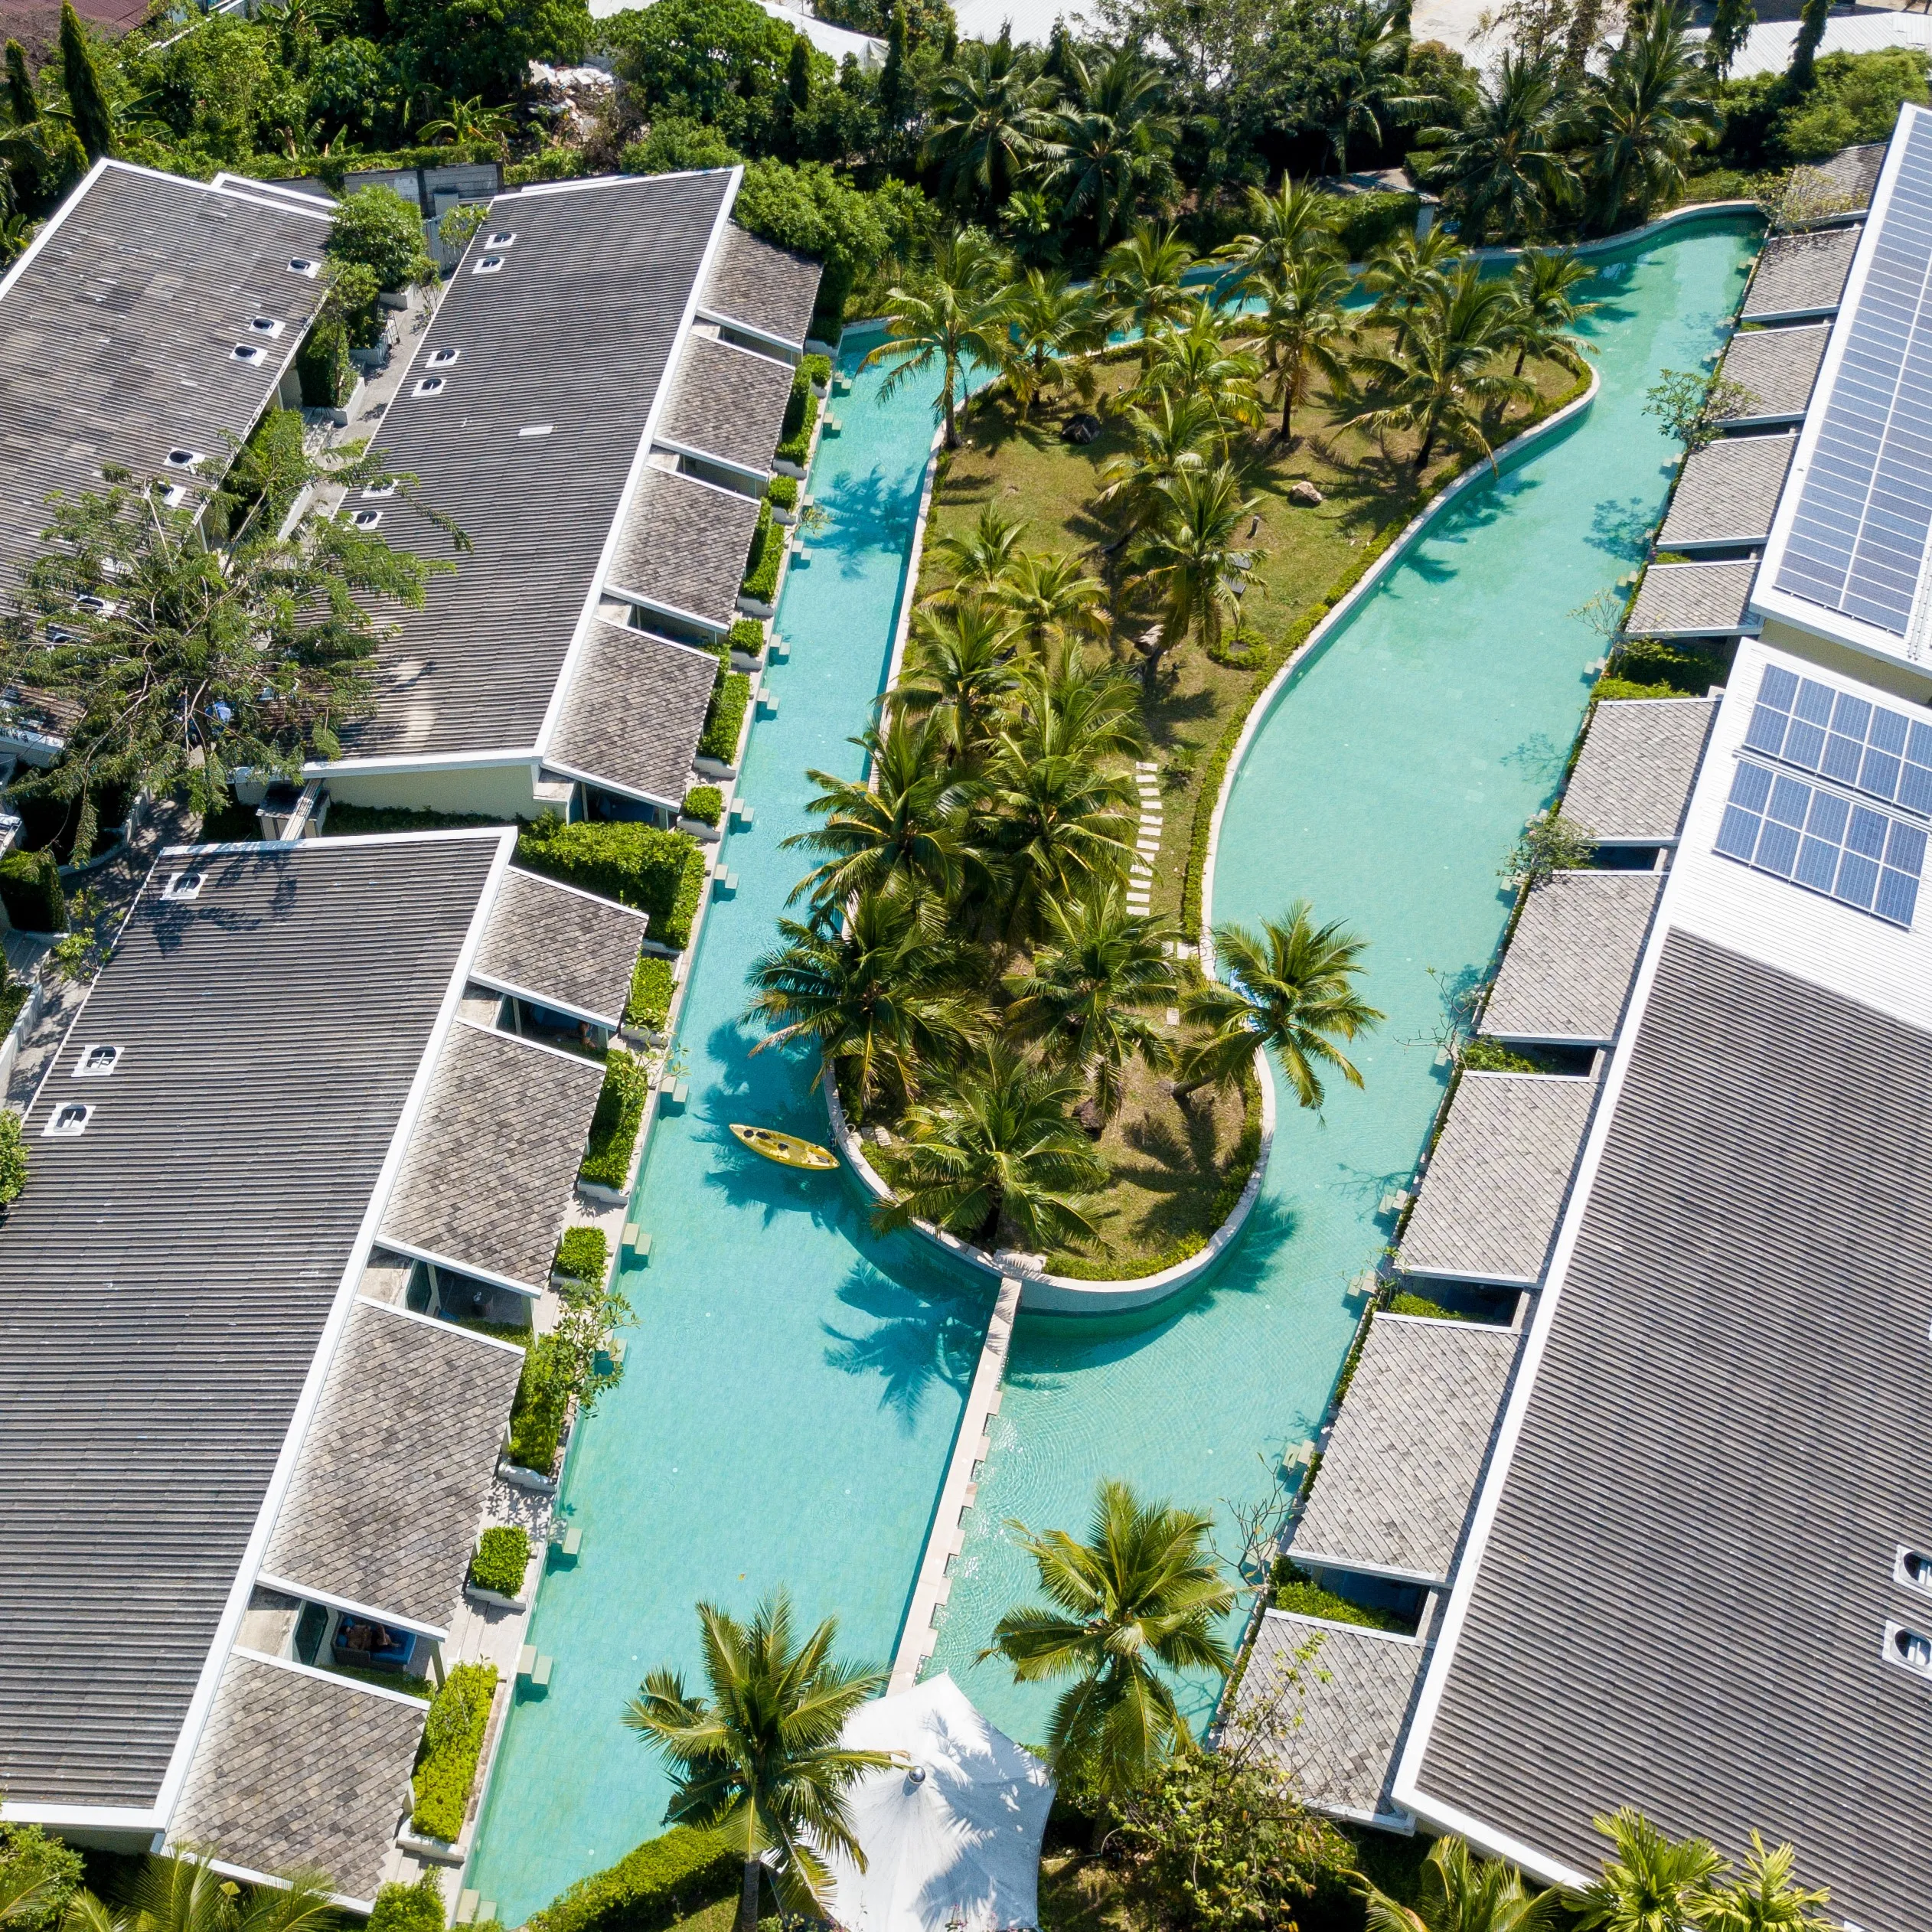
[924,213,1759,1739]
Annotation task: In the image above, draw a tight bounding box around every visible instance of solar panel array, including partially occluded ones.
[1772,110,1932,637]
[1744,662,1932,811]
[1715,760,1924,925]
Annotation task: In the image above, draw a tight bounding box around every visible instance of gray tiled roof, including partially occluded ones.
[260,1301,521,1632]
[1400,1073,1598,1285]
[473,866,649,1027]
[1482,870,1662,1044]
[1810,140,1886,214]
[608,466,763,631]
[1741,226,1859,321]
[1713,325,1829,423]
[1562,697,1716,844]
[1230,1613,1426,1826]
[1657,432,1794,550]
[344,171,734,760]
[0,164,330,598]
[0,835,499,1808]
[379,1021,603,1293]
[547,617,720,809]
[1625,559,1761,638]
[170,1653,425,1908]
[700,224,823,351]
[661,335,794,475]
[1292,1314,1519,1584]
[1411,930,1932,1932]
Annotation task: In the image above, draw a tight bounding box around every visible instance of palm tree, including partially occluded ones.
[999,269,1105,419]
[62,1854,340,1932]
[982,1478,1235,1798]
[1252,253,1355,445]
[1043,49,1179,251]
[1347,265,1531,475]
[1572,1809,1728,1932]
[1097,389,1220,538]
[1787,0,1830,89]
[1283,0,1425,175]
[926,500,1029,602]
[1213,176,1340,297]
[1505,247,1597,376]
[1362,225,1466,343]
[1421,53,1576,246]
[986,550,1106,657]
[1006,886,1176,1119]
[1101,224,1196,370]
[418,93,514,154]
[1017,645,1148,764]
[866,230,1011,450]
[1137,305,1265,443]
[1698,1834,1832,1931]
[1173,903,1382,1106]
[872,1046,1107,1248]
[1588,4,1715,233]
[977,739,1140,942]
[923,40,1056,210]
[783,720,971,908]
[898,601,1021,765]
[1363,1836,1558,1932]
[1129,463,1265,681]
[624,1595,892,1932]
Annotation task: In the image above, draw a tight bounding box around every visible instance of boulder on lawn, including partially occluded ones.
[1288,478,1323,507]
[1062,413,1102,445]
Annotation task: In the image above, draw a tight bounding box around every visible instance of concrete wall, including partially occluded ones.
[321,761,563,822]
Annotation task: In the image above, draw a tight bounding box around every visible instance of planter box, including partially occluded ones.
[729,648,764,672]
[549,1268,602,1294]
[579,1176,627,1208]
[772,458,807,481]
[395,1832,465,1866]
[737,592,775,620]
[693,754,737,782]
[498,1458,556,1494]
[677,814,723,843]
[465,1584,529,1613]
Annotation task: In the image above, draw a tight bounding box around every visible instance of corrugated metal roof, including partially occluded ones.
[377,1021,603,1294]
[344,171,735,760]
[259,1300,522,1633]
[661,334,793,475]
[472,866,649,1027]
[608,466,763,630]
[700,224,822,351]
[0,162,330,596]
[1400,1074,1599,1285]
[1562,697,1717,844]
[1626,559,1761,638]
[1291,1314,1520,1584]
[0,834,499,1809]
[1741,227,1859,321]
[1657,432,1794,550]
[1714,325,1829,424]
[1482,870,1663,1044]
[1412,928,1932,1932]
[169,1653,425,1908]
[548,618,720,808]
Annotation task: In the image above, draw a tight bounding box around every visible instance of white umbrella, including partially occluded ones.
[824,1674,1056,1932]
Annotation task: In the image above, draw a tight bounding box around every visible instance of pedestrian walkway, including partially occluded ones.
[1129,761,1160,916]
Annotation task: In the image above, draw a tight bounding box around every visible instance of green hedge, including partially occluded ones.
[323,802,508,837]
[468,1525,530,1596]
[682,785,723,827]
[524,1826,739,1932]
[508,1335,568,1474]
[728,617,766,656]
[779,364,811,442]
[700,674,752,765]
[0,850,64,933]
[765,473,798,511]
[297,314,354,409]
[740,501,780,602]
[625,955,676,1033]
[553,1225,609,1290]
[581,1049,650,1190]
[410,1663,496,1842]
[367,1873,446,1932]
[777,384,820,468]
[516,818,706,950]
[1334,191,1418,262]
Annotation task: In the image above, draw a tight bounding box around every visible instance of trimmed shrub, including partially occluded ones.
[581,1049,650,1190]
[507,1334,569,1474]
[516,818,707,948]
[801,352,831,388]
[699,674,752,765]
[328,184,436,290]
[297,312,354,408]
[764,474,798,511]
[682,785,723,827]
[524,1826,739,1932]
[410,1663,497,1842]
[625,955,676,1032]
[776,380,819,468]
[728,616,766,657]
[469,1525,531,1596]
[367,1873,446,1932]
[740,501,778,599]
[0,849,64,932]
[554,1225,609,1291]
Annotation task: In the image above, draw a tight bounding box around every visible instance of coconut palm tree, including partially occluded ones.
[1173,903,1382,1106]
[987,550,1107,657]
[1042,48,1179,252]
[62,1853,341,1932]
[1587,3,1715,234]
[999,269,1105,419]
[783,720,971,909]
[745,885,979,1118]
[1571,1810,1728,1932]
[1281,0,1426,174]
[982,1478,1235,1797]
[1137,305,1265,444]
[923,40,1056,210]
[624,1595,892,1932]
[1504,247,1597,376]
[1362,224,1466,343]
[1252,253,1356,445]
[1101,224,1196,370]
[1097,390,1220,538]
[1129,463,1265,681]
[1698,1834,1832,1931]
[1005,886,1176,1119]
[1212,176,1340,298]
[872,1046,1107,1248]
[926,501,1029,602]
[898,602,1022,765]
[1362,1836,1558,1932]
[1347,265,1531,475]
[1420,52,1577,245]
[866,229,1011,450]
[977,737,1140,945]
[1016,645,1147,764]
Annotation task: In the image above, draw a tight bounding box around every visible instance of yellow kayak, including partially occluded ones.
[729,1123,839,1170]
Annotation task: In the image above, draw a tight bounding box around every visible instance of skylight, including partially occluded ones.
[42,1101,91,1137]
[250,317,285,338]
[165,449,204,470]
[1897,1546,1932,1598]
[73,1043,119,1079]
[162,870,205,902]
[1887,1620,1932,1679]
[288,256,321,278]
[488,230,516,246]
[518,424,553,438]
[427,348,460,366]
[158,484,188,509]
[231,343,266,365]
[413,376,445,397]
[474,256,505,276]
[351,509,382,529]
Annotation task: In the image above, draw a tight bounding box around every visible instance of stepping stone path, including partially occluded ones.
[1128,761,1160,916]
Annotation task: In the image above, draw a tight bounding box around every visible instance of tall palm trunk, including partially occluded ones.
[942,371,960,449]
[1278,368,1297,442]
[737,1856,761,1932]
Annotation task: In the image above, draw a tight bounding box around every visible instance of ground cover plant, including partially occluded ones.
[411,1661,498,1842]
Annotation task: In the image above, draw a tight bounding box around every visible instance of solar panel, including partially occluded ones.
[1773,110,1932,638]
[1744,662,1932,811]
[1715,759,1925,925]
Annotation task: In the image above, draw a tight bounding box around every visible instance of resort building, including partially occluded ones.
[0,831,645,1905]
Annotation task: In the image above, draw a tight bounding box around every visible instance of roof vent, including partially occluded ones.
[362,482,397,500]
[43,1101,92,1138]
[158,484,188,509]
[427,347,460,367]
[73,1043,119,1079]
[518,424,553,439]
[906,1765,927,1787]
[351,509,382,529]
[488,230,516,246]
[1886,1619,1932,1679]
[473,256,505,276]
[250,317,286,338]
[76,595,116,617]
[413,376,445,397]
[1897,1546,1932,1598]
[162,869,205,902]
[231,343,266,365]
[289,256,321,278]
[165,449,204,470]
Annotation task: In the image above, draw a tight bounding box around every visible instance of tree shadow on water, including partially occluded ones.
[1588,492,1658,561]
[822,1258,988,1432]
